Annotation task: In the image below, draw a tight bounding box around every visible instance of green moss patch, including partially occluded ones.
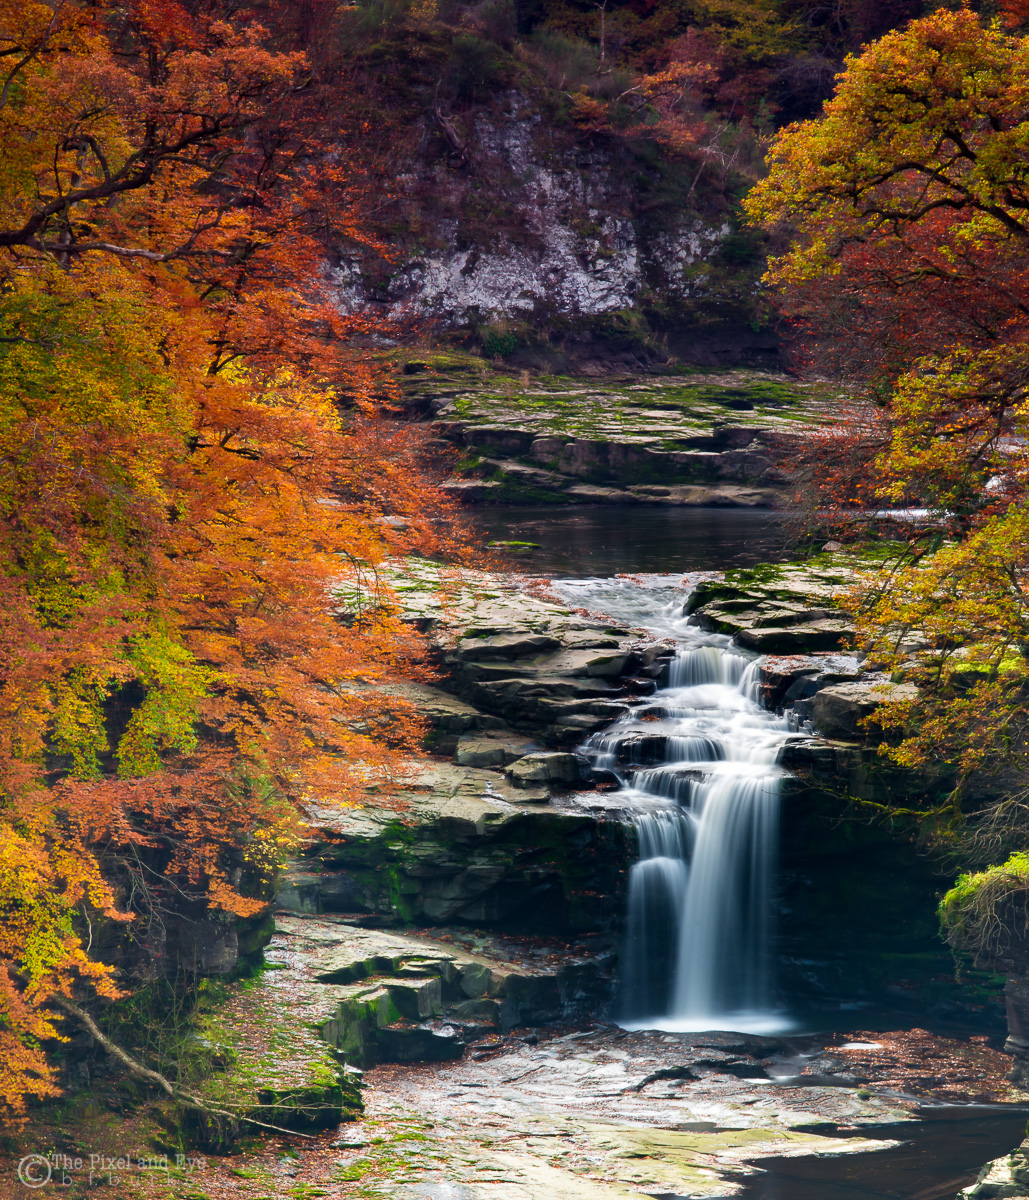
[940,853,1029,972]
[182,967,364,1150]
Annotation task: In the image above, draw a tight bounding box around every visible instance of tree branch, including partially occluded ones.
[0,4,63,112]
[53,996,317,1140]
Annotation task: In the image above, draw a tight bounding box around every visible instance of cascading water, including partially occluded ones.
[550,575,797,1034]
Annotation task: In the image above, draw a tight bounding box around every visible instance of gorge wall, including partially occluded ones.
[333,99,772,367]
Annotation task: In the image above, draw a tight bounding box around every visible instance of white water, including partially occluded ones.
[550,575,797,1035]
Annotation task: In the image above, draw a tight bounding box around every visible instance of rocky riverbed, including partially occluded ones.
[247,555,1022,1196]
[22,903,1013,1199]
[10,550,1029,1199]
[399,358,833,506]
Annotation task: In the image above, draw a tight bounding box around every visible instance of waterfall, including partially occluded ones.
[553,575,795,1035]
[672,768,780,1021]
[620,810,691,1017]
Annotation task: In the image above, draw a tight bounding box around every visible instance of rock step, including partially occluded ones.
[266,915,616,1070]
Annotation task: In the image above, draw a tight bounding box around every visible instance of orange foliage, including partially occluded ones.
[0,0,460,1118]
[1001,0,1029,28]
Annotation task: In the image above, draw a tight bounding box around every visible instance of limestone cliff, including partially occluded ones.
[333,96,761,362]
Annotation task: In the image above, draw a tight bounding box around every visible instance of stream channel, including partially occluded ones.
[462,505,1029,1199]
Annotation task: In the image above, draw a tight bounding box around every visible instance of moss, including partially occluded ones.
[940,853,1029,968]
[179,968,365,1151]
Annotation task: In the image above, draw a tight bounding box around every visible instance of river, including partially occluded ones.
[473,504,796,575]
[458,504,1029,1199]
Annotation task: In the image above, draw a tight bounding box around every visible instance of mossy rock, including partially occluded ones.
[182,968,365,1151]
[940,853,1029,974]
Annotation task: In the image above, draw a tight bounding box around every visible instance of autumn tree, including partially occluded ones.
[746,8,1029,835]
[0,0,457,1120]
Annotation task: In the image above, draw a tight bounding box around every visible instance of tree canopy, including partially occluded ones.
[0,0,457,1120]
[746,7,1029,827]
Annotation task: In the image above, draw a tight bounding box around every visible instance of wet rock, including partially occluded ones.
[681,1032,789,1056]
[496,971,563,1027]
[812,681,919,741]
[960,1141,1029,1198]
[629,1064,698,1091]
[360,561,656,744]
[685,562,855,656]
[506,752,583,788]
[598,732,669,765]
[769,1071,866,1087]
[696,1058,771,1079]
[758,654,863,709]
[734,618,854,654]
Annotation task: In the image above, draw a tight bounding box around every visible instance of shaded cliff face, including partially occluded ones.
[282,1,945,364]
[332,96,754,354]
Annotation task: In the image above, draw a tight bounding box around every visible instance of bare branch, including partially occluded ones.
[54,996,318,1140]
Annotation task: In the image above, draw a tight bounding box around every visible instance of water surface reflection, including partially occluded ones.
[470,505,795,576]
[739,1109,1029,1200]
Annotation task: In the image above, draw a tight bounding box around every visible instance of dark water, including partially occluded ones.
[737,1109,1029,1200]
[470,505,796,576]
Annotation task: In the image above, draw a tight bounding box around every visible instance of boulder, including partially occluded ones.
[959,1143,1029,1198]
[449,997,503,1025]
[376,1021,467,1064]
[458,961,495,998]
[734,620,853,654]
[506,752,583,788]
[455,735,537,767]
[439,479,503,502]
[812,681,918,740]
[758,654,862,709]
[452,633,561,661]
[382,975,443,1020]
[1004,978,1029,1087]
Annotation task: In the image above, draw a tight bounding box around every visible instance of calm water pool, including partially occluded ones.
[738,1108,1028,1200]
[469,505,797,576]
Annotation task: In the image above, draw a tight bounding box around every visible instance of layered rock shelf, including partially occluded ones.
[401,362,835,505]
[311,558,988,1025]
[290,563,672,929]
[684,556,919,736]
[48,552,1023,1198]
